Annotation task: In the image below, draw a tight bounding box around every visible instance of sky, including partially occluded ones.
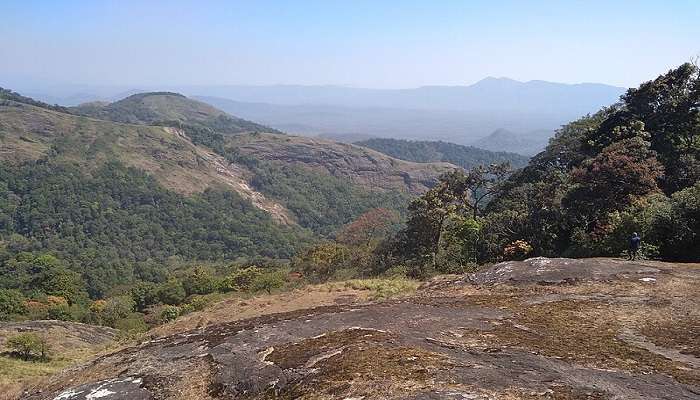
[2,0,699,89]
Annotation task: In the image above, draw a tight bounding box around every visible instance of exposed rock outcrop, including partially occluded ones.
[24,259,700,399]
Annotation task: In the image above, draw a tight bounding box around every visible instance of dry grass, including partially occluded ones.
[340,277,420,299]
[150,282,372,337]
[443,266,700,387]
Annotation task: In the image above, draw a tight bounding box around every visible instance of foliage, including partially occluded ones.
[503,240,533,261]
[250,270,286,294]
[0,254,88,305]
[291,242,351,282]
[157,280,186,305]
[335,208,400,247]
[429,63,700,262]
[181,266,217,296]
[356,138,529,169]
[376,164,510,272]
[646,183,700,260]
[159,305,181,323]
[100,295,136,327]
[218,266,264,292]
[230,156,409,236]
[0,160,310,298]
[113,313,149,333]
[0,87,68,113]
[6,333,50,361]
[0,289,26,320]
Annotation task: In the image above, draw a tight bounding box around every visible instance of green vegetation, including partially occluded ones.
[0,87,68,113]
[2,63,697,339]
[341,278,419,300]
[70,92,278,135]
[6,333,50,361]
[230,155,410,235]
[0,160,311,296]
[376,63,699,269]
[355,138,529,169]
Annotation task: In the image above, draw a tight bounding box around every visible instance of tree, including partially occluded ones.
[390,164,512,268]
[291,243,351,282]
[101,295,136,327]
[251,271,286,294]
[181,266,216,296]
[588,62,700,193]
[647,182,700,260]
[129,281,159,312]
[0,289,27,320]
[459,163,513,220]
[218,266,264,292]
[566,136,664,233]
[6,332,49,361]
[335,208,400,247]
[157,280,186,305]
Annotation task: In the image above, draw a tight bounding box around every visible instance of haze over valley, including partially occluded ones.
[16,77,625,155]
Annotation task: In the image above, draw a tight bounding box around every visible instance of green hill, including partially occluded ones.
[355,138,529,170]
[0,89,452,297]
[70,92,276,134]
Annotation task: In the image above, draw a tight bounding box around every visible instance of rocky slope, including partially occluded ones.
[228,133,454,194]
[0,99,294,222]
[23,258,700,400]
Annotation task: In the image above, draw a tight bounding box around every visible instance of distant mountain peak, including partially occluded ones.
[471,76,522,87]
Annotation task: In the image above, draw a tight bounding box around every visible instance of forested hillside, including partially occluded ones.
[0,89,450,311]
[355,138,529,169]
[374,63,699,276]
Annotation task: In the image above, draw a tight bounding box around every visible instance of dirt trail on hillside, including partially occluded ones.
[23,258,700,400]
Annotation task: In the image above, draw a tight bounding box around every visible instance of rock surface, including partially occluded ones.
[24,258,700,400]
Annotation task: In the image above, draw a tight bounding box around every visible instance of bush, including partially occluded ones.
[6,332,50,361]
[182,266,217,296]
[157,280,186,305]
[251,271,286,294]
[503,240,533,261]
[291,243,351,283]
[129,282,159,312]
[344,278,419,300]
[101,295,136,327]
[159,305,181,323]
[648,183,700,260]
[218,266,263,292]
[187,293,223,311]
[113,312,149,333]
[46,303,73,321]
[0,289,27,320]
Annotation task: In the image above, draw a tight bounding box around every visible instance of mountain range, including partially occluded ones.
[11,78,626,155]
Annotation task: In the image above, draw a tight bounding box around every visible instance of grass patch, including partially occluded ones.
[342,278,419,300]
[0,351,94,399]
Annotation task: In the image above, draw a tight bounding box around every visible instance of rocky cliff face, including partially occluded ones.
[25,258,700,400]
[229,133,455,195]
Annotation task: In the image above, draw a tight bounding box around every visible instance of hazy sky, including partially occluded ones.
[2,0,699,89]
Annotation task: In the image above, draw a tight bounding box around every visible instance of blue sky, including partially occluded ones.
[2,0,699,88]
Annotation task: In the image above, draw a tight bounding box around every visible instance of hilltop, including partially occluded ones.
[70,92,277,134]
